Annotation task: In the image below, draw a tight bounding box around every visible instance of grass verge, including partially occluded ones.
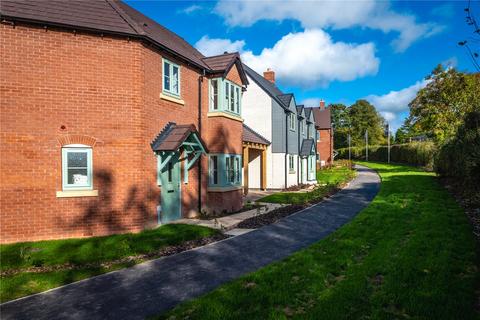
[0,224,220,302]
[158,162,479,320]
[258,161,356,205]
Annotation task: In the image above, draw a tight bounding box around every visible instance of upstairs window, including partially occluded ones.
[300,120,305,135]
[289,113,296,131]
[62,146,93,190]
[316,131,321,142]
[209,78,242,116]
[163,59,180,97]
[210,79,219,110]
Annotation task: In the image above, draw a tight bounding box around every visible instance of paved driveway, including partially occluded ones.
[1,165,380,320]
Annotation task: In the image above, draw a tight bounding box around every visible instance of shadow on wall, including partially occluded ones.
[56,168,159,237]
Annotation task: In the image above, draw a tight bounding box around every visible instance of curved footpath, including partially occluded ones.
[1,165,380,320]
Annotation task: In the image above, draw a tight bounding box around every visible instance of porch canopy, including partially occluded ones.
[300,138,315,158]
[242,124,271,193]
[151,122,208,171]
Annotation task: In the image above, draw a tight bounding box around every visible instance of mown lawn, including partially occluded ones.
[257,162,356,205]
[158,162,479,320]
[0,224,219,302]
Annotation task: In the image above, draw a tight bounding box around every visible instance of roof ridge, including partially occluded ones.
[202,52,239,60]
[106,0,145,35]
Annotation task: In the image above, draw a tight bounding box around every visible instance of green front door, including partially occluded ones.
[159,152,181,223]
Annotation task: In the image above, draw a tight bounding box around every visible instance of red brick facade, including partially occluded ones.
[0,23,244,243]
[316,128,333,166]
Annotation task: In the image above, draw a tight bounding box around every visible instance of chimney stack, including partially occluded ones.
[319,99,325,109]
[263,68,275,83]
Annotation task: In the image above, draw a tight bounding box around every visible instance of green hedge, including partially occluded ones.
[435,111,480,200]
[336,142,437,170]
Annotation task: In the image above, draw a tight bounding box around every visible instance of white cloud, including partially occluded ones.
[180,5,202,15]
[195,35,246,57]
[241,29,379,87]
[365,80,428,114]
[195,30,379,87]
[365,79,429,131]
[214,0,442,52]
[301,98,322,107]
[442,56,458,68]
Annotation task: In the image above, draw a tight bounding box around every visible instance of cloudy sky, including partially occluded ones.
[127,0,477,131]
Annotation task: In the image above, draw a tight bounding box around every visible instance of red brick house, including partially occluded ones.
[309,101,333,167]
[0,1,248,243]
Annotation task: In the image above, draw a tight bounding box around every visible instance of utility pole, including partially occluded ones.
[348,134,351,162]
[365,129,368,161]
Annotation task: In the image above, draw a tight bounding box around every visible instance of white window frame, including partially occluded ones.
[289,154,295,173]
[62,145,93,190]
[209,79,219,111]
[162,58,180,97]
[289,113,296,131]
[209,155,219,185]
[301,120,305,135]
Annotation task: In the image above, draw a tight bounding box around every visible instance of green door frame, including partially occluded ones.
[158,152,181,223]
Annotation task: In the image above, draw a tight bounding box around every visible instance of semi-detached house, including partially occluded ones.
[241,65,317,191]
[0,0,249,243]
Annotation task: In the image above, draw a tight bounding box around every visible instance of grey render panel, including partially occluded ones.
[271,100,287,153]
[287,100,299,155]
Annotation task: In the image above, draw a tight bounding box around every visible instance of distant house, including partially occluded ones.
[242,66,316,190]
[309,101,333,167]
[0,0,249,243]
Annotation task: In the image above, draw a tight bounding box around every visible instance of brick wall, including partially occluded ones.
[316,128,332,165]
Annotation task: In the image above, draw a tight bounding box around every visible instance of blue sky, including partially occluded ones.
[126,0,478,131]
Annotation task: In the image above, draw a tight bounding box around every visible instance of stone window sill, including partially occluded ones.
[207,111,243,122]
[207,185,243,192]
[56,190,98,198]
[160,92,185,105]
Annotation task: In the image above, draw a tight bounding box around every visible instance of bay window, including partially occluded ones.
[209,78,242,116]
[208,154,242,187]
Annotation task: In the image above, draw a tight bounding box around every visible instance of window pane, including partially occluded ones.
[172,65,179,94]
[235,87,240,113]
[230,85,235,111]
[67,168,88,185]
[225,83,229,107]
[211,80,218,110]
[213,156,218,184]
[164,61,170,91]
[168,162,173,182]
[67,152,87,167]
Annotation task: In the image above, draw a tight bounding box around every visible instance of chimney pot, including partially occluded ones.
[263,69,275,83]
[319,99,325,109]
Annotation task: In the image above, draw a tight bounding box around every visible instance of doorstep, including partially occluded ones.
[173,203,286,231]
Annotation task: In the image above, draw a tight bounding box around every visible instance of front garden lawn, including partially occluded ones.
[158,162,479,320]
[0,224,220,302]
[257,161,356,205]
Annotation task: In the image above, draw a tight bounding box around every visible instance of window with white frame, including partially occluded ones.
[316,130,320,141]
[301,120,305,135]
[289,154,295,172]
[289,113,296,131]
[62,145,93,190]
[163,59,180,97]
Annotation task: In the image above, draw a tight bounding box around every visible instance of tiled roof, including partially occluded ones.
[0,0,211,69]
[151,122,207,152]
[242,63,292,110]
[202,52,239,71]
[300,139,315,157]
[242,124,271,145]
[304,107,313,122]
[277,94,294,109]
[310,107,332,129]
[296,105,304,118]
